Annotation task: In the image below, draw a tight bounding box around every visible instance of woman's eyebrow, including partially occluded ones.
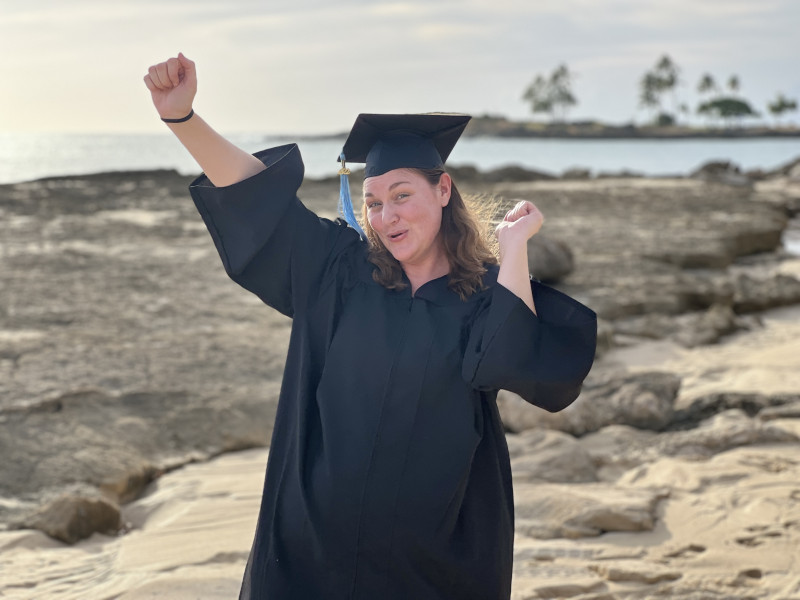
[364,181,410,198]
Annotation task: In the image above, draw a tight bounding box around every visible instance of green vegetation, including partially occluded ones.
[522,64,577,122]
[519,55,798,133]
[694,71,759,127]
[697,98,759,126]
[768,93,798,125]
[639,55,680,125]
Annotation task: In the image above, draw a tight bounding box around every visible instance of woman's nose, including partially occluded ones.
[384,205,399,224]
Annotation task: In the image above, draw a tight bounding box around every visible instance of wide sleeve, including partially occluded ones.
[462,280,597,412]
[188,143,360,318]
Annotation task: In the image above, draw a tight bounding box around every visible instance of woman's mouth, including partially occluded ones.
[388,230,408,242]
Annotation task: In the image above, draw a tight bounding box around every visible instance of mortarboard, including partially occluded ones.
[337,113,471,239]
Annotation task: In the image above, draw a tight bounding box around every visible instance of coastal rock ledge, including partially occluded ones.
[2,165,800,552]
[0,389,270,541]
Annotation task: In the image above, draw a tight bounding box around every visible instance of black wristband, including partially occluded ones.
[161,109,194,123]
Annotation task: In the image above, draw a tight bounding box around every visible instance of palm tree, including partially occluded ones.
[697,73,720,126]
[522,64,577,123]
[697,73,718,96]
[639,72,660,117]
[522,75,553,118]
[639,55,681,124]
[549,65,577,121]
[767,93,799,126]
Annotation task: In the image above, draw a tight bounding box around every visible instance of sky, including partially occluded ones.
[1,0,799,135]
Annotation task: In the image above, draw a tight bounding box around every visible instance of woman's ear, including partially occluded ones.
[439,172,452,207]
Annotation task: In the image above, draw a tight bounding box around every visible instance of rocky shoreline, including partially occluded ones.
[462,116,800,139]
[292,117,800,140]
[1,157,799,598]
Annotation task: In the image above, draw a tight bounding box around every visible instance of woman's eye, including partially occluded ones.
[367,201,381,209]
[396,193,409,200]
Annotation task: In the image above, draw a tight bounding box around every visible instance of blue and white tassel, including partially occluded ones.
[338,153,366,239]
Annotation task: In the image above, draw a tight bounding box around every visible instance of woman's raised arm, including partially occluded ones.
[143,53,265,187]
[495,200,544,315]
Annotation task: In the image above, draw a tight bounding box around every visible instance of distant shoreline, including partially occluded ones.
[464,116,800,139]
[274,117,800,142]
[8,153,798,187]
[3,129,799,185]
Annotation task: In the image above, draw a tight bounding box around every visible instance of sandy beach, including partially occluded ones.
[3,298,799,599]
[1,161,799,599]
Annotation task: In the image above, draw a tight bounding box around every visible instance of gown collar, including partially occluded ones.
[393,264,499,306]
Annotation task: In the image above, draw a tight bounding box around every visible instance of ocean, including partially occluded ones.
[1,132,800,185]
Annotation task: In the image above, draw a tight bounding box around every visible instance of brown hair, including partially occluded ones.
[361,168,498,301]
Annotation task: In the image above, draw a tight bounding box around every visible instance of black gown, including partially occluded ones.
[188,143,597,600]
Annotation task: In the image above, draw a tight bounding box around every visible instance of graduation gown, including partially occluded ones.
[189,144,597,600]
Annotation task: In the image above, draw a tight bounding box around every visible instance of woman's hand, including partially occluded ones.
[495,201,542,315]
[143,53,197,120]
[141,53,265,186]
[495,200,543,258]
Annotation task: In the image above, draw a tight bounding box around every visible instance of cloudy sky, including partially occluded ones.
[2,0,798,134]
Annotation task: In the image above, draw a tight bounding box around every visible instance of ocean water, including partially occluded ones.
[1,132,800,185]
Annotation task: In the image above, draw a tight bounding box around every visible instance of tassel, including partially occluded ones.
[338,153,366,239]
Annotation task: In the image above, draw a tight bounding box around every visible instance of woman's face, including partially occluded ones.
[363,169,451,268]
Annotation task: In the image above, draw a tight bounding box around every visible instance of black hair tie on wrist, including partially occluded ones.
[161,109,194,123]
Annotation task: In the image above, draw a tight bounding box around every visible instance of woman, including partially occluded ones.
[145,53,597,600]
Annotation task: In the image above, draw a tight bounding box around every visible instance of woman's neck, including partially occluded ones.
[402,254,450,296]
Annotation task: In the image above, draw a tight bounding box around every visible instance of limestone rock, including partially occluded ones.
[589,561,682,584]
[790,161,800,182]
[514,483,668,539]
[672,392,800,428]
[732,272,800,312]
[576,425,658,479]
[508,430,598,483]
[485,178,789,320]
[596,169,644,179]
[613,304,741,347]
[666,408,798,458]
[672,409,799,456]
[671,304,740,347]
[0,388,270,536]
[530,580,608,599]
[528,235,574,282]
[594,318,615,358]
[448,163,557,184]
[758,400,800,421]
[484,165,556,183]
[767,156,800,179]
[580,410,799,477]
[498,371,680,435]
[562,167,592,180]
[23,493,121,544]
[690,160,752,187]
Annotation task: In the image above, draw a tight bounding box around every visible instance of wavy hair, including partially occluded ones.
[361,168,498,301]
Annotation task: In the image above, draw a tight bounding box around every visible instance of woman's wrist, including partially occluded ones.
[497,240,536,314]
[497,233,529,263]
[161,108,194,123]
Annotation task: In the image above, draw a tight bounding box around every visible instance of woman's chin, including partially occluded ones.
[388,249,410,264]
[383,240,411,263]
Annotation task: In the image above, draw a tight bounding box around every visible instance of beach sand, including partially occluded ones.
[0,450,264,599]
[2,305,799,600]
[604,297,800,405]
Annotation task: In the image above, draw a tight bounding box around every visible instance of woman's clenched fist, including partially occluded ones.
[143,53,197,120]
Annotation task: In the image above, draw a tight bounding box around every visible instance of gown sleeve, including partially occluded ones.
[188,143,359,318]
[462,279,597,412]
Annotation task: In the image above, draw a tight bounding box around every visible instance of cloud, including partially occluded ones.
[1,0,798,133]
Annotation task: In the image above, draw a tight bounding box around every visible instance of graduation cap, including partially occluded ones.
[337,113,471,239]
